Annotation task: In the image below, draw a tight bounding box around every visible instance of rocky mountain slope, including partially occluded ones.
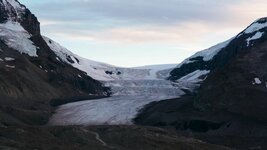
[195,18,267,120]
[135,18,267,150]
[0,0,109,125]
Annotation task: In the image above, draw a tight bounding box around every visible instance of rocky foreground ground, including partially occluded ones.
[0,125,233,150]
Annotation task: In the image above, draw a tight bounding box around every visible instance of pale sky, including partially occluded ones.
[20,0,267,67]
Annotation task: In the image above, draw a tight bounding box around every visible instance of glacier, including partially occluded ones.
[48,67,208,125]
[48,78,184,125]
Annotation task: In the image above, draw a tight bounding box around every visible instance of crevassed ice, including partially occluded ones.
[48,79,184,126]
[0,21,37,57]
[48,68,210,126]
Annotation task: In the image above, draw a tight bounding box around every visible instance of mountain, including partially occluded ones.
[194,18,267,118]
[0,0,110,125]
[1,0,266,149]
[169,17,267,118]
[135,18,267,149]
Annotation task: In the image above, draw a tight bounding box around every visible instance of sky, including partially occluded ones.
[19,0,267,67]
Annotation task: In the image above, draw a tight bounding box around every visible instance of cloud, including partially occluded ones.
[41,20,240,51]
[29,0,239,25]
[25,0,266,44]
[19,0,267,66]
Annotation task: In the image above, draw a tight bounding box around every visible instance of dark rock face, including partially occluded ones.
[20,8,40,36]
[194,31,267,121]
[135,95,267,149]
[167,17,267,122]
[0,2,7,21]
[0,0,109,125]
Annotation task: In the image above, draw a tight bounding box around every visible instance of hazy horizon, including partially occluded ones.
[20,0,266,67]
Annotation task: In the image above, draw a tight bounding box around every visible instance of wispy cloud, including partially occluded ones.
[28,0,265,43]
[28,0,239,24]
[19,0,267,66]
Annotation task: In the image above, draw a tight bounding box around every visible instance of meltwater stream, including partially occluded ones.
[49,79,183,125]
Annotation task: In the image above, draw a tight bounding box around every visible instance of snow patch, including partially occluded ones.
[4,57,15,61]
[0,21,37,57]
[175,38,232,70]
[253,78,262,85]
[192,39,231,61]
[246,32,264,46]
[178,70,210,83]
[5,65,15,68]
[56,57,60,61]
[173,70,210,91]
[0,58,3,61]
[244,21,267,34]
